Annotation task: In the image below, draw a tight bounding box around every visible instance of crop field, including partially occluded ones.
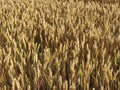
[0,0,120,90]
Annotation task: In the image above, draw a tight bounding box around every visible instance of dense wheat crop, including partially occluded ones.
[0,0,120,90]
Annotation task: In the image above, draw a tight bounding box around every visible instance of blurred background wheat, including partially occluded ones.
[0,0,120,90]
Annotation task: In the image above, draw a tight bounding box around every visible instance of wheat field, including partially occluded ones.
[0,0,120,90]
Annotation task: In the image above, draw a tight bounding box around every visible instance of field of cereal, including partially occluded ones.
[0,0,120,90]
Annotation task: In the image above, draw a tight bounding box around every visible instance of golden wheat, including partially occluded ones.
[0,0,120,90]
